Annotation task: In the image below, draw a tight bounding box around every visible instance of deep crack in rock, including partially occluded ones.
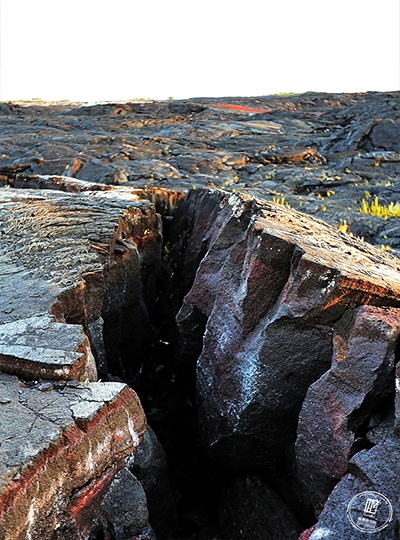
[0,91,400,538]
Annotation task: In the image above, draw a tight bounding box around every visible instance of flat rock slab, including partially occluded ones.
[0,187,161,381]
[0,315,96,381]
[0,187,153,322]
[0,373,146,540]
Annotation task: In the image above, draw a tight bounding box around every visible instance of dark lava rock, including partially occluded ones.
[1,91,399,253]
[219,475,302,540]
[295,305,400,513]
[128,425,178,538]
[176,190,400,473]
[303,436,400,539]
[0,374,146,540]
[0,92,399,540]
[100,468,154,540]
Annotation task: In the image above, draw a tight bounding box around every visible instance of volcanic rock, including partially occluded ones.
[0,373,146,540]
[0,91,399,539]
[128,425,178,538]
[304,436,400,539]
[99,467,154,540]
[0,187,163,380]
[0,315,97,381]
[0,185,165,539]
[295,305,400,513]
[1,92,399,253]
[177,189,400,473]
[219,475,302,540]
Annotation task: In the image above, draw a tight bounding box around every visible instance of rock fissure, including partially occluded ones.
[1,93,400,539]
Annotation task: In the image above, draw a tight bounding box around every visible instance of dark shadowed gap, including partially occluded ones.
[98,194,320,539]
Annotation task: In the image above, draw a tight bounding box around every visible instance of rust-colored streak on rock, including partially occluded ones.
[298,525,316,540]
[0,352,86,381]
[209,103,271,114]
[140,186,186,215]
[178,189,400,476]
[0,316,97,382]
[0,384,146,540]
[70,467,117,531]
[50,274,106,326]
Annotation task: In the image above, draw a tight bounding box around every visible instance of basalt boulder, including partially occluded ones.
[295,305,400,513]
[301,436,400,539]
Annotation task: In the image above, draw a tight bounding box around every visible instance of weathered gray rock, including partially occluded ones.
[0,186,166,539]
[1,92,399,253]
[0,373,146,540]
[364,118,400,153]
[0,187,162,380]
[0,315,97,381]
[295,305,400,513]
[100,467,153,540]
[0,92,399,539]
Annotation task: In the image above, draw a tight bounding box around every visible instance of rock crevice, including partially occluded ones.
[0,91,400,539]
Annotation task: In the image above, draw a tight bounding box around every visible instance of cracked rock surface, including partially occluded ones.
[0,187,161,539]
[0,373,146,540]
[1,91,399,252]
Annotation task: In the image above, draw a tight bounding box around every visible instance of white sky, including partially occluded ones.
[0,0,399,102]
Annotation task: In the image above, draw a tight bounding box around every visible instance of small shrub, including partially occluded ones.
[338,220,349,234]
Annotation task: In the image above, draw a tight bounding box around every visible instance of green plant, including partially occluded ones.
[338,220,364,241]
[358,194,400,219]
[272,196,290,208]
[265,170,276,180]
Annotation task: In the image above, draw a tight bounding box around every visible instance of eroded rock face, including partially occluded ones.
[305,437,400,539]
[177,190,400,473]
[128,425,178,538]
[0,188,162,380]
[99,468,154,540]
[0,187,163,538]
[0,374,146,540]
[295,305,400,513]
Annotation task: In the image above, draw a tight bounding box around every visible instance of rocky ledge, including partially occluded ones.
[0,92,399,539]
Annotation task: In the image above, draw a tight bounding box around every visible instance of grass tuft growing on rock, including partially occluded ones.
[359,192,400,219]
[337,220,364,241]
[272,196,290,208]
